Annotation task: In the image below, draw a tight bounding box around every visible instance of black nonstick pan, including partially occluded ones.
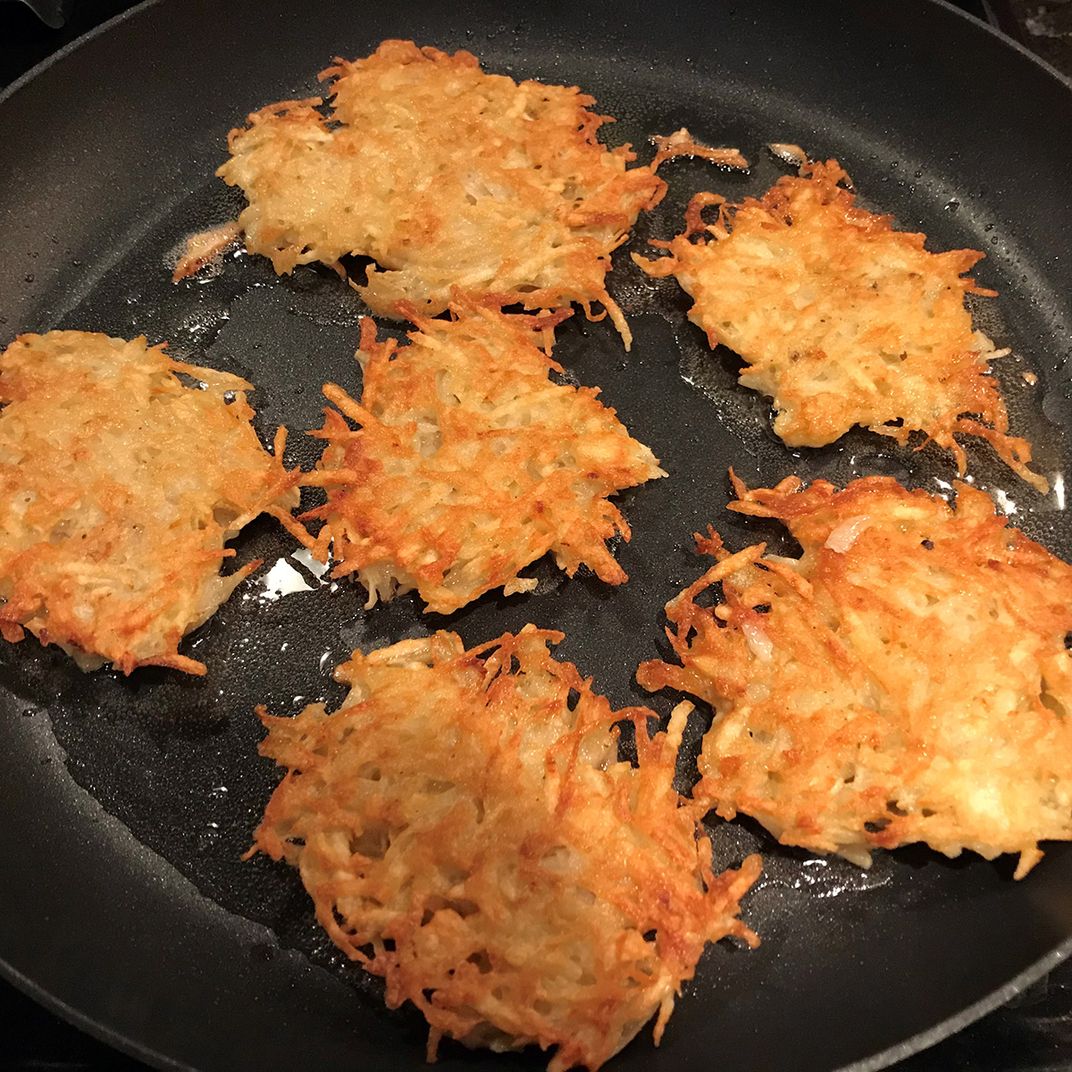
[2,2,1072,1070]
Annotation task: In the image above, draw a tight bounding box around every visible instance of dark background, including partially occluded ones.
[2,1,1071,1070]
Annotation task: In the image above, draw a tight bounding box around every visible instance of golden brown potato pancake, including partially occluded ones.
[296,302,665,615]
[252,625,759,1071]
[219,40,666,347]
[635,160,1046,491]
[0,331,299,675]
[638,474,1072,878]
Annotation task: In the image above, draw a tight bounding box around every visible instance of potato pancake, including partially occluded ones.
[219,40,666,347]
[0,331,299,675]
[252,625,760,1070]
[638,474,1072,878]
[635,161,1046,491]
[298,303,665,615]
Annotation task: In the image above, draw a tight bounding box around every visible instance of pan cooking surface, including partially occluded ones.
[2,2,1072,1070]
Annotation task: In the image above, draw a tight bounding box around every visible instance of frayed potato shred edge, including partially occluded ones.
[638,472,1072,879]
[633,159,1047,492]
[249,624,759,1071]
[0,331,299,675]
[218,39,672,348]
[286,300,665,615]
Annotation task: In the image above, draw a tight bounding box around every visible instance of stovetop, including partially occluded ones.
[2,1,1071,1070]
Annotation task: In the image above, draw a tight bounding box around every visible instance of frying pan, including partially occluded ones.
[2,1,1071,1069]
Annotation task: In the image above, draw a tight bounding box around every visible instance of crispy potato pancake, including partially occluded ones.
[635,160,1046,491]
[219,39,666,347]
[297,302,665,615]
[251,625,760,1071]
[0,331,299,675]
[638,474,1072,878]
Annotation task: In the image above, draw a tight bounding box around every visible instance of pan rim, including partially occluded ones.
[3,0,1072,114]
[835,936,1072,1071]
[0,958,192,1072]
[930,0,1072,92]
[2,1,1071,1070]
[0,0,162,111]
[3,884,1070,1072]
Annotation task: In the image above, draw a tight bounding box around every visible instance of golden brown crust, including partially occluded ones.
[638,474,1072,878]
[0,331,299,675]
[635,160,1046,491]
[299,301,665,614]
[218,39,666,347]
[252,625,759,1070]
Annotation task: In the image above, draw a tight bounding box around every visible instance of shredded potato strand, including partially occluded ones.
[253,625,759,1070]
[639,475,1072,878]
[219,40,666,347]
[171,221,241,282]
[635,160,1046,490]
[0,331,299,674]
[303,302,665,614]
